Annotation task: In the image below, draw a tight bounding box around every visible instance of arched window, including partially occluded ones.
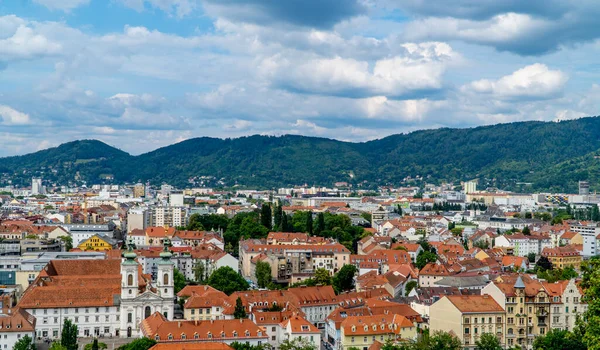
[163,273,169,285]
[145,306,152,319]
[127,274,134,286]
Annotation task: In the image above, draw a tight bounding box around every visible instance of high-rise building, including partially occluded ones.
[463,180,477,194]
[133,183,145,198]
[169,191,184,207]
[31,178,44,195]
[150,206,187,227]
[579,181,590,196]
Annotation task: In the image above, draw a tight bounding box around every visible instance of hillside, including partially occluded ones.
[1,117,600,191]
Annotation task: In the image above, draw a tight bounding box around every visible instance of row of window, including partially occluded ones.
[464,317,502,324]
[42,315,116,324]
[155,330,261,340]
[32,307,116,315]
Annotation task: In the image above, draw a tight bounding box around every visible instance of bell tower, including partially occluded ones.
[157,239,174,300]
[121,240,139,300]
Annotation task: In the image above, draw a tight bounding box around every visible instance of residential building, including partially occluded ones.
[430,295,505,349]
[0,308,36,350]
[77,234,118,251]
[482,275,550,349]
[277,314,321,345]
[140,312,268,346]
[541,246,582,270]
[339,314,416,350]
[494,234,552,257]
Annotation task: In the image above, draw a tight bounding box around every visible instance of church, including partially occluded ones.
[18,241,175,339]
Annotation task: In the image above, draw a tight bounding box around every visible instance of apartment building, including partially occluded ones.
[482,276,550,349]
[339,314,416,350]
[430,295,505,349]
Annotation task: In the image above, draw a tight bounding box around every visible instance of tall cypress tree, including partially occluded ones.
[260,203,272,230]
[306,211,314,236]
[274,203,283,231]
[315,212,325,236]
[281,213,289,232]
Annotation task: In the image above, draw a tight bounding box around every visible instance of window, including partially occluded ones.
[464,328,469,334]
[127,313,132,323]
[163,273,169,285]
[128,274,134,286]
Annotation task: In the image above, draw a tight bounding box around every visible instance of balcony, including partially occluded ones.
[537,309,548,317]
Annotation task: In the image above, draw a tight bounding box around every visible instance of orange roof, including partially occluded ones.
[146,226,176,238]
[281,314,320,334]
[341,313,414,336]
[287,285,338,306]
[445,295,504,313]
[542,246,581,257]
[177,285,221,298]
[141,312,268,342]
[0,308,36,333]
[150,344,232,350]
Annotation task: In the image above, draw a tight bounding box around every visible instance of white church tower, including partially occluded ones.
[157,239,174,299]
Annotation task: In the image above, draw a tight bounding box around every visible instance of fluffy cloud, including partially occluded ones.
[396,2,600,55]
[262,42,455,98]
[0,105,32,125]
[203,0,366,29]
[32,0,90,12]
[0,18,61,61]
[463,64,568,100]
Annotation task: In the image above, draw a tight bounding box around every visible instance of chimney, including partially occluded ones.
[178,321,181,328]
[195,320,198,326]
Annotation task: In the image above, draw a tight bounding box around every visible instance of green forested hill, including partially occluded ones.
[1,117,600,191]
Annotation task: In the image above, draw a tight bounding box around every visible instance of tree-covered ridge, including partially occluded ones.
[1,117,600,191]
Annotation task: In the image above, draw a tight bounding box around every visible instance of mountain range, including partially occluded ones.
[1,117,600,192]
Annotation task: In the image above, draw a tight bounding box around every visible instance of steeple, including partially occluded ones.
[159,239,173,265]
[514,276,525,289]
[123,238,137,264]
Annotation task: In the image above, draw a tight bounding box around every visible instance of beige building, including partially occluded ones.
[482,275,550,349]
[430,295,505,349]
[340,313,416,350]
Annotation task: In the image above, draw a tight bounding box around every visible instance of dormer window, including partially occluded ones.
[167,334,173,340]
[245,331,250,337]
[181,334,186,340]
[221,331,225,338]
[154,335,160,341]
[351,326,356,332]
[364,325,368,331]
[206,332,211,339]
[233,331,238,337]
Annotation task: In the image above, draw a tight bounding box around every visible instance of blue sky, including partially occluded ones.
[1,0,600,156]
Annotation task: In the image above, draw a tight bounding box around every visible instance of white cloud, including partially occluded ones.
[0,23,61,61]
[463,64,568,100]
[0,105,32,125]
[224,119,253,130]
[262,42,455,98]
[32,0,90,12]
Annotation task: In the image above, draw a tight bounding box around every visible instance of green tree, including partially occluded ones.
[173,268,186,293]
[193,259,211,283]
[61,319,78,350]
[315,212,325,236]
[527,252,536,263]
[279,338,317,350]
[273,203,283,231]
[255,261,272,288]
[187,213,205,231]
[429,331,462,350]
[13,335,36,350]
[314,268,332,285]
[49,344,67,350]
[475,333,502,350]
[533,329,585,350]
[333,264,357,293]
[261,204,272,230]
[230,342,273,350]
[234,297,247,319]
[115,338,157,350]
[306,211,314,235]
[207,266,249,295]
[281,213,290,232]
[58,235,73,251]
[522,226,531,235]
[405,280,418,295]
[416,250,438,270]
[84,340,107,350]
[536,256,553,272]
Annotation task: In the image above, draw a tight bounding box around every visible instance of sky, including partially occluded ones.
[1,0,600,156]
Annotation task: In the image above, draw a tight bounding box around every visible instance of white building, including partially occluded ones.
[31,178,44,195]
[18,243,174,340]
[494,234,551,257]
[0,309,36,350]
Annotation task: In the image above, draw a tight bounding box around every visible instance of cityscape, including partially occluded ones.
[2,1,600,350]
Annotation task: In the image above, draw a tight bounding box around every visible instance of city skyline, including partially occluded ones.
[1,1,600,156]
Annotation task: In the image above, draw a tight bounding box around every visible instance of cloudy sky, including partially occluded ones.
[1,0,600,156]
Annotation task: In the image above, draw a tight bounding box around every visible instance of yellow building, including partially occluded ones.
[340,313,416,350]
[430,295,505,349]
[542,246,582,270]
[482,275,550,349]
[77,234,117,251]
